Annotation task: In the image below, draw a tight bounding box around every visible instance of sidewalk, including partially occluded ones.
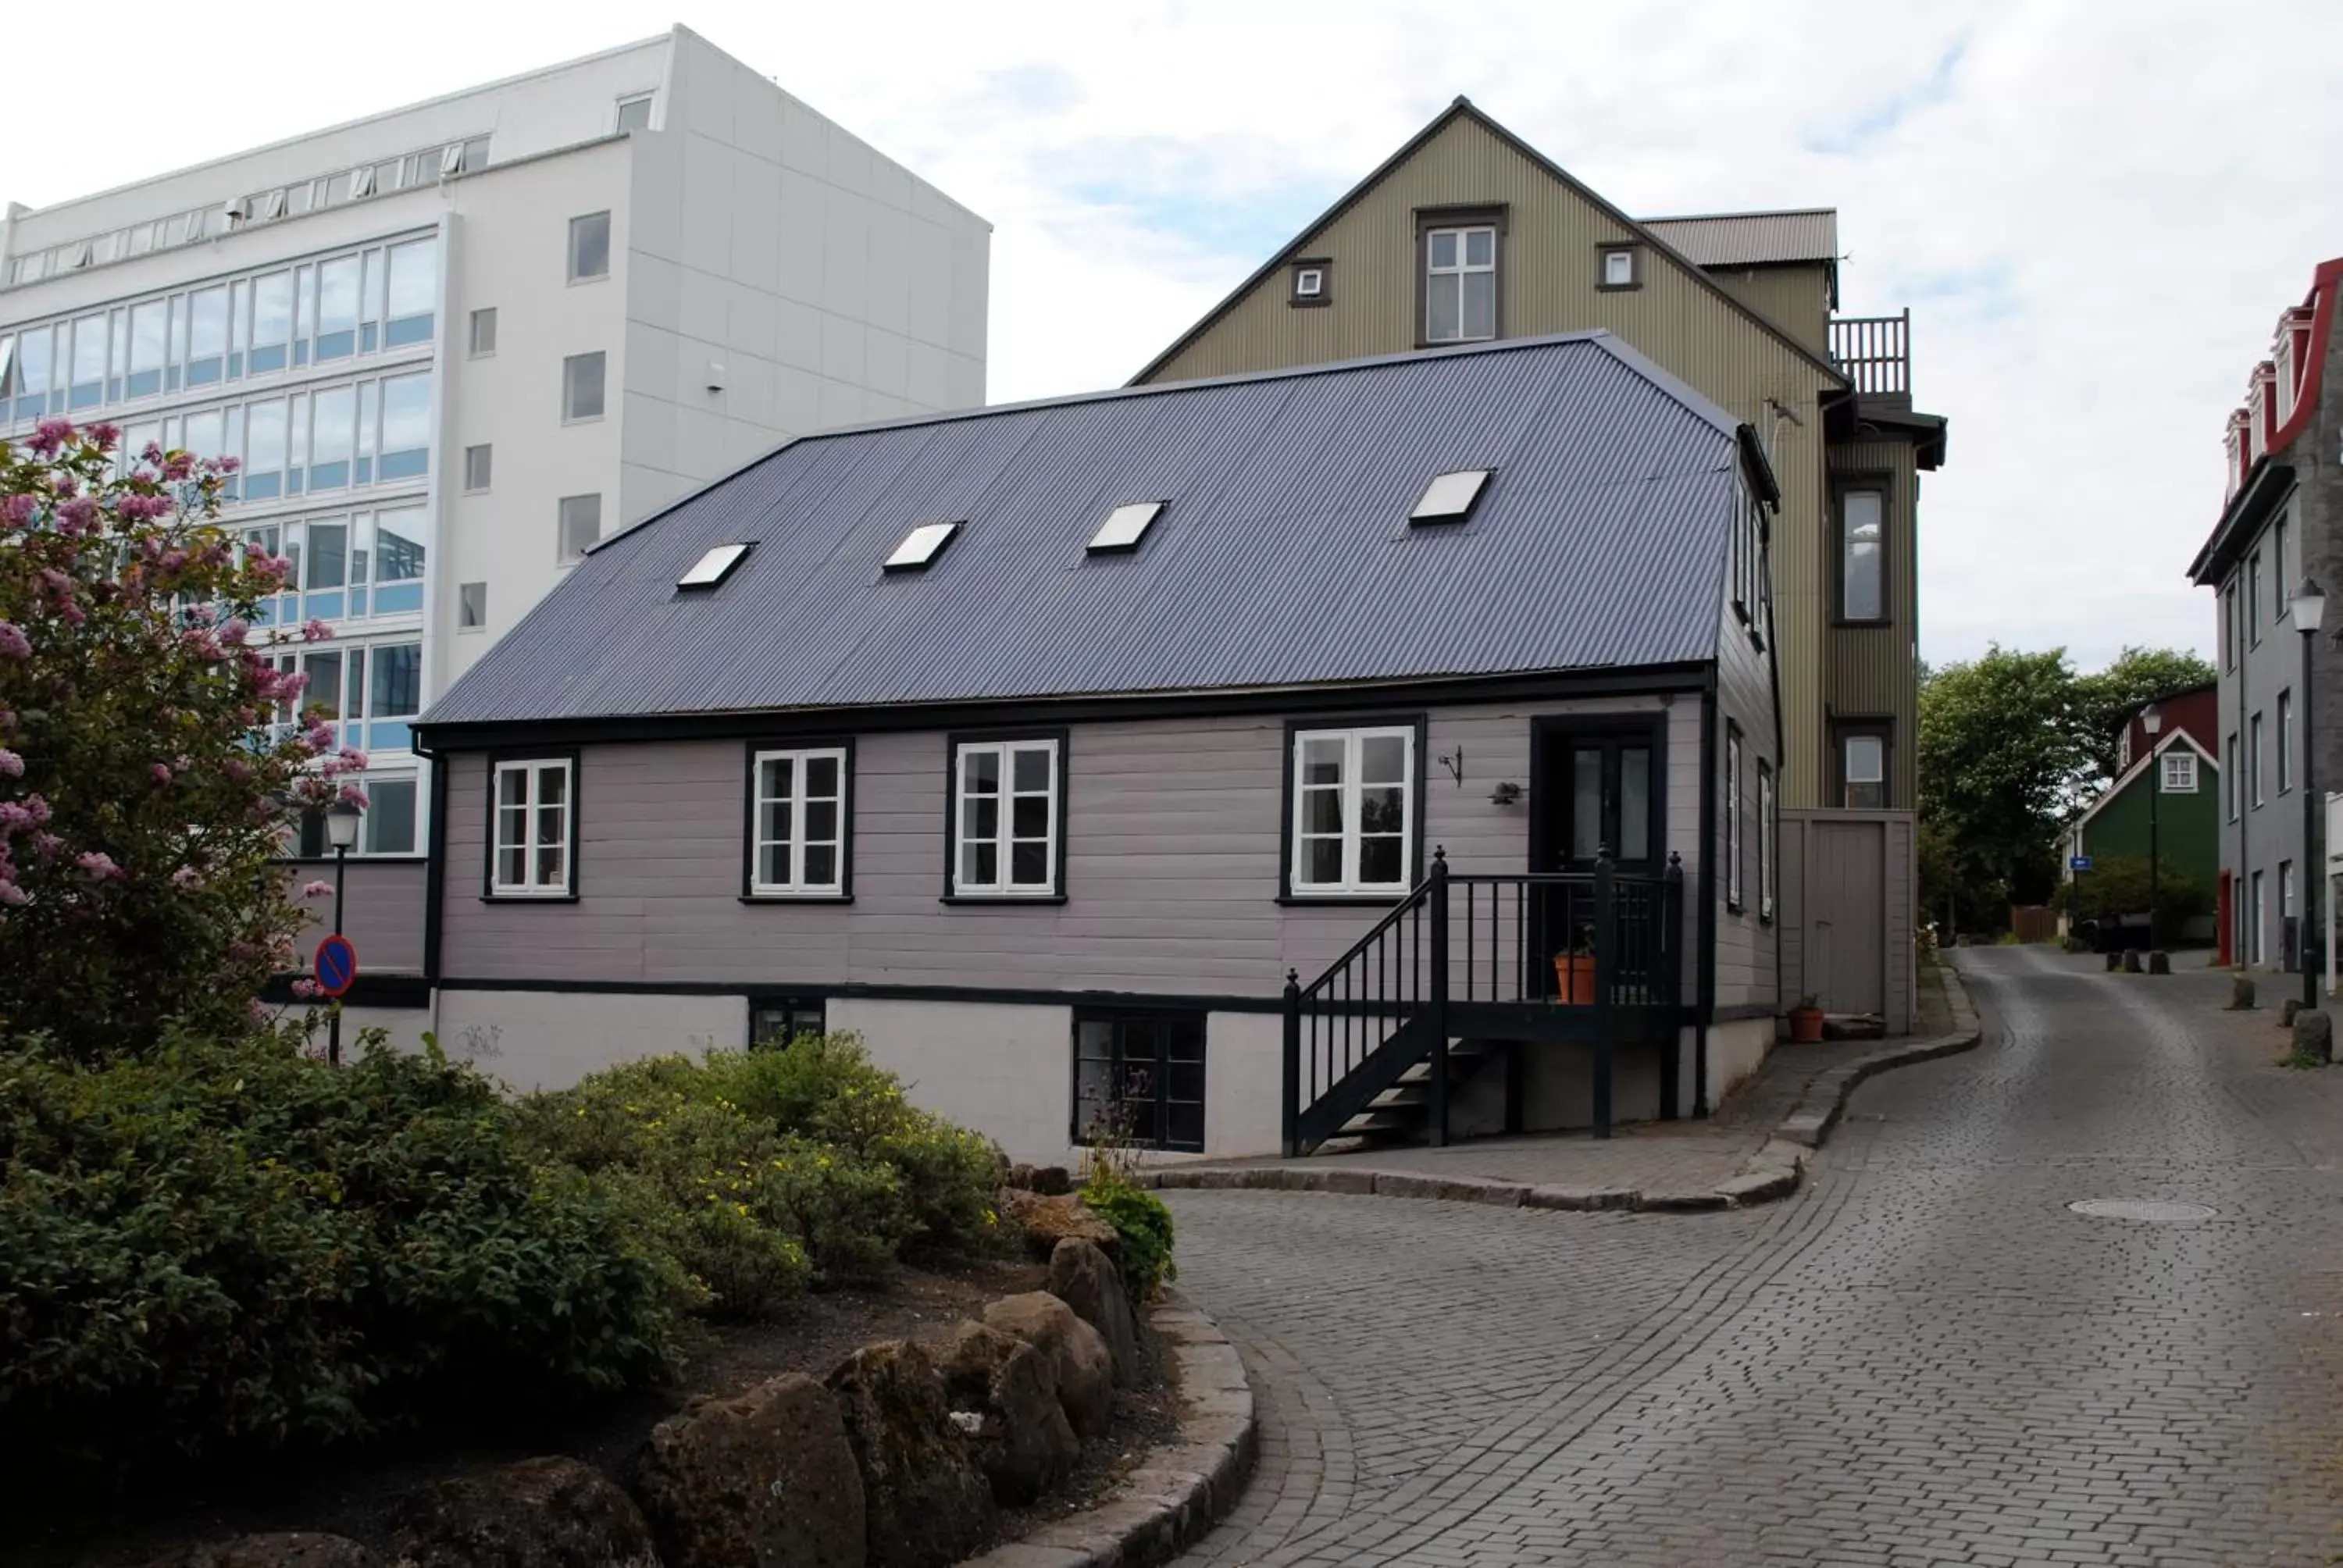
[1150,961,1974,1210]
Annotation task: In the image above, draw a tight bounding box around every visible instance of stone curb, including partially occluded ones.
[1138,963,1982,1216]
[956,1291,1258,1568]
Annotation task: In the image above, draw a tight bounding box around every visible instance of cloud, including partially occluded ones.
[11,0,2342,672]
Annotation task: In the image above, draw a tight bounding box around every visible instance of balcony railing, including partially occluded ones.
[1829,310,1910,398]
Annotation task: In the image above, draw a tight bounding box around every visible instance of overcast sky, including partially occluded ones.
[10,0,2338,672]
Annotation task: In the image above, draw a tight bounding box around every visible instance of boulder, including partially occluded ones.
[2121,949,2142,974]
[2147,950,2171,975]
[998,1188,1119,1267]
[936,1320,1079,1506]
[824,1341,997,1568]
[2282,997,2304,1026]
[2231,974,2258,1010]
[982,1292,1114,1439]
[2295,1009,2334,1065]
[387,1456,657,1568]
[166,1538,379,1568]
[1047,1238,1141,1389]
[632,1372,864,1568]
[2104,952,2122,971]
[1027,1165,1073,1196]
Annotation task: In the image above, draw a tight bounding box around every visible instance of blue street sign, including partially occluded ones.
[314,933,358,998]
[2070,855,2093,872]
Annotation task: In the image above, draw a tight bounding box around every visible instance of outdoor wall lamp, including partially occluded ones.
[1489,781,1523,806]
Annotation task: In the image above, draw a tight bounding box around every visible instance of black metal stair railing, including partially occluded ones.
[1282,847,1684,1156]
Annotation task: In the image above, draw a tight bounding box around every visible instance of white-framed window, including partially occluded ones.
[2162,751,2198,793]
[1289,725,1416,896]
[1725,725,1744,913]
[1839,487,1886,622]
[1758,758,1775,923]
[1424,225,1496,343]
[562,351,605,421]
[568,212,612,283]
[468,307,497,357]
[463,443,492,492]
[615,94,655,134]
[2117,729,2132,770]
[490,757,574,897]
[952,736,1061,896]
[558,493,601,562]
[748,747,847,897]
[1600,246,1638,288]
[2283,860,2296,918]
[2252,711,2265,805]
[1842,731,1887,810]
[458,581,487,631]
[1296,268,1324,298]
[2227,732,2240,821]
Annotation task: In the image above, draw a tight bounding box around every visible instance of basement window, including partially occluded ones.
[1409,469,1491,525]
[679,542,753,590]
[1088,501,1164,554]
[885,521,961,572]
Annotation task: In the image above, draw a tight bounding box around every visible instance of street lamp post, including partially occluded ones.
[2294,576,2326,1011]
[2142,703,2163,950]
[324,800,362,1067]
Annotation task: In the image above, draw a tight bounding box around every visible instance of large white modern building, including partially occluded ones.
[0,25,990,869]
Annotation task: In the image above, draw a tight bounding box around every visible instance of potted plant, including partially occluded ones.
[1788,994,1826,1043]
[1553,926,1598,1006]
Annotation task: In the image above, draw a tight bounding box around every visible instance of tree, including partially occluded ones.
[0,419,359,1058]
[1917,648,2087,921]
[2070,646,2217,787]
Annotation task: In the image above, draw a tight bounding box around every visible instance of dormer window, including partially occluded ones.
[1410,469,1491,526]
[885,520,961,572]
[1599,245,1640,290]
[1290,258,1332,308]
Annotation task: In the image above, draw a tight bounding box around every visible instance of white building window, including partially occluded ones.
[952,736,1061,897]
[364,775,419,855]
[463,444,492,492]
[749,747,848,897]
[469,307,497,357]
[615,94,655,134]
[558,494,602,562]
[1424,225,1496,343]
[2162,752,2198,793]
[1725,725,1744,913]
[562,351,605,422]
[1290,725,1415,895]
[569,212,612,283]
[458,581,487,631]
[490,758,574,897]
[1758,758,1775,923]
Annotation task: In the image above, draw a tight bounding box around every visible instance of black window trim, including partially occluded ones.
[1596,241,1642,292]
[480,747,582,903]
[942,726,1071,905]
[1289,255,1333,308]
[747,992,829,1049]
[1278,711,1430,905]
[739,736,856,904]
[1413,203,1507,349]
[1756,756,1776,925]
[1070,1003,1208,1153]
[1724,719,1745,914]
[1832,473,1893,628]
[1833,718,1895,811]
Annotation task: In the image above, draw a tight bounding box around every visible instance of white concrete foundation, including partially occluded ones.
[431,989,745,1092]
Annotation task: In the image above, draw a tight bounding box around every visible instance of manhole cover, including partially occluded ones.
[2067,1199,2219,1223]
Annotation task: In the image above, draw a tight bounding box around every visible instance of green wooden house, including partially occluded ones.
[2062,686,2220,943]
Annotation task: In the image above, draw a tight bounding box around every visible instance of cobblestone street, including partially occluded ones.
[1168,949,2343,1566]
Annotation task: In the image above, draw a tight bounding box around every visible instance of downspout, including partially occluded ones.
[1696,668,1720,1116]
[412,736,449,1043]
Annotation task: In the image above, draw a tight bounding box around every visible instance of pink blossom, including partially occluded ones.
[88,422,121,451]
[337,746,369,770]
[0,884,25,908]
[302,880,334,898]
[76,851,123,882]
[56,497,99,535]
[54,474,79,500]
[116,493,172,522]
[0,803,34,836]
[56,601,85,628]
[291,978,324,1000]
[162,451,196,481]
[0,624,27,659]
[337,783,370,810]
[220,618,251,647]
[0,494,35,527]
[301,618,333,643]
[149,762,173,786]
[248,999,274,1025]
[223,758,255,785]
[141,441,165,465]
[29,832,62,862]
[28,418,73,456]
[172,866,206,889]
[0,750,20,779]
[212,455,243,475]
[37,568,70,597]
[16,796,50,826]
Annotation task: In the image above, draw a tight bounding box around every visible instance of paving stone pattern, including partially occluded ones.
[1166,948,2343,1566]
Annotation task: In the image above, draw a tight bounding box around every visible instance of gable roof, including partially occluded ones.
[1127,98,1849,393]
[2071,729,2218,837]
[1641,208,1838,268]
[422,333,1750,734]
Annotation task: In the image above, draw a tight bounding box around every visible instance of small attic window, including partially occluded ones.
[885,520,961,572]
[679,542,753,590]
[1088,501,1164,554]
[1290,258,1332,307]
[1410,469,1491,526]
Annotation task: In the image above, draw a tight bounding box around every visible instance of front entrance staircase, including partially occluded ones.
[1281,849,1682,1156]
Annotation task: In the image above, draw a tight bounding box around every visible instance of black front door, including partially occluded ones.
[1535,720,1663,875]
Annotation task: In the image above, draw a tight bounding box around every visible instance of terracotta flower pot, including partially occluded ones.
[1788,1005,1826,1044]
[1553,953,1597,1006]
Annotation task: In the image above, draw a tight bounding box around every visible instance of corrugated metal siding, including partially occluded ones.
[1642,211,1838,268]
[1702,266,1831,356]
[1827,437,1921,810]
[1134,112,1838,812]
[426,337,1742,727]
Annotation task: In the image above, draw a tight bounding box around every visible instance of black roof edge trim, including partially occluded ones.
[2189,460,2295,586]
[1735,425,1781,508]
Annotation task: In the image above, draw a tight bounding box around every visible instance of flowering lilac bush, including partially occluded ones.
[0,420,348,1057]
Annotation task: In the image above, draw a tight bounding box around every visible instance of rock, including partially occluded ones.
[2282,998,2304,1026]
[1047,1238,1141,1389]
[633,1372,865,1568]
[982,1292,1114,1439]
[2104,951,2122,971]
[387,1456,658,1568]
[2147,950,2171,975]
[1004,1163,1036,1191]
[825,1341,997,1568]
[2231,974,2257,1010]
[998,1188,1119,1267]
[1029,1165,1073,1196]
[2295,1009,2334,1064]
[2121,949,2142,974]
[166,1538,379,1568]
[936,1320,1079,1506]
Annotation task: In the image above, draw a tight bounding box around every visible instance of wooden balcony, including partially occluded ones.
[1829,310,1910,400]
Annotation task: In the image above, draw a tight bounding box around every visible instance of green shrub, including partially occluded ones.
[1079,1171,1178,1301]
[0,1029,676,1477]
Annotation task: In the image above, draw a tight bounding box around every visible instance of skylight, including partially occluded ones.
[1087,501,1165,554]
[678,542,752,590]
[1410,469,1492,526]
[885,520,961,572]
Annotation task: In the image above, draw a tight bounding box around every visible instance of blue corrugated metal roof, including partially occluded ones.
[422,333,1743,729]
